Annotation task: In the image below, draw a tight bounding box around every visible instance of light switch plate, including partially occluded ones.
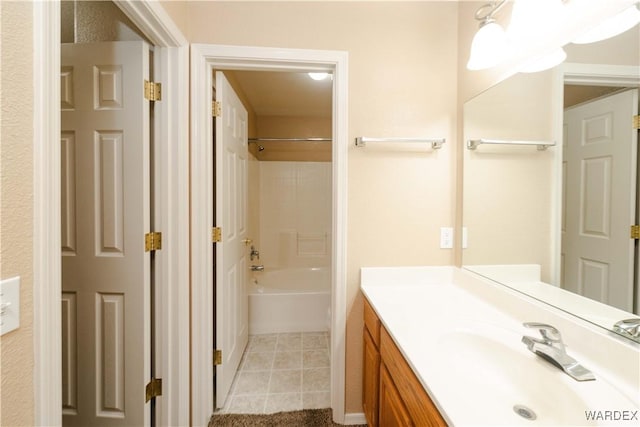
[462,227,468,249]
[1,276,20,335]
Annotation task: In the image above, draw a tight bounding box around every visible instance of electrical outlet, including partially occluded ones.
[440,227,453,249]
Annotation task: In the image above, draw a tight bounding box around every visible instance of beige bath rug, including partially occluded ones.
[209,408,366,426]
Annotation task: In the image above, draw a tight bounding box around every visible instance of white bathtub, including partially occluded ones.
[249,267,331,334]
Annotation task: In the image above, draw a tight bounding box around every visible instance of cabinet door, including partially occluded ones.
[363,328,380,427]
[380,364,413,427]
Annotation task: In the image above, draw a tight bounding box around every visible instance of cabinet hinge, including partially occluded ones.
[145,232,162,252]
[212,101,222,117]
[633,115,639,130]
[214,349,222,366]
[632,225,640,240]
[145,378,162,402]
[144,80,162,101]
[212,227,222,243]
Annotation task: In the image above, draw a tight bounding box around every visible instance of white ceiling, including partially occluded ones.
[229,70,333,118]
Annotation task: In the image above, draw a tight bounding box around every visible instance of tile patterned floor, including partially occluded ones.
[217,332,331,415]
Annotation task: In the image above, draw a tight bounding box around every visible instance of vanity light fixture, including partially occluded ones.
[467,0,509,70]
[572,2,640,44]
[507,0,567,45]
[519,47,567,73]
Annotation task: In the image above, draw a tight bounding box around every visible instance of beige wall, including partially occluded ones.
[162,0,460,413]
[0,2,35,426]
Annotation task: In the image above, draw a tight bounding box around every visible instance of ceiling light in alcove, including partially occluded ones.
[572,2,640,44]
[308,72,330,81]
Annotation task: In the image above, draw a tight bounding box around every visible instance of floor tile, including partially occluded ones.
[233,371,271,395]
[303,391,331,410]
[276,332,302,351]
[265,392,302,413]
[303,367,330,392]
[226,394,266,414]
[303,349,330,368]
[273,350,302,370]
[302,332,328,350]
[242,352,275,371]
[269,369,302,393]
[248,334,278,352]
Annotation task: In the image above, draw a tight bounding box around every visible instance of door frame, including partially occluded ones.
[33,1,189,425]
[190,44,349,425]
[551,62,640,303]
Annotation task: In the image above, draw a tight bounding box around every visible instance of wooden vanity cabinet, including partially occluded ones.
[363,298,381,427]
[363,297,448,427]
[379,363,413,427]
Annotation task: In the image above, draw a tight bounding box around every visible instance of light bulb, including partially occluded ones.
[519,47,567,73]
[573,3,640,44]
[508,0,567,44]
[467,21,509,70]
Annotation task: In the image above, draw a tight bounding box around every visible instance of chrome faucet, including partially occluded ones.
[613,318,640,343]
[250,245,260,261]
[521,322,595,381]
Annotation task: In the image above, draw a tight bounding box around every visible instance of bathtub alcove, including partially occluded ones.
[247,148,333,337]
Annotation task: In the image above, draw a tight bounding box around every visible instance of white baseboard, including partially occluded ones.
[343,412,367,425]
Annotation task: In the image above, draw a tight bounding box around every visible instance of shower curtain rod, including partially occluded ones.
[248,137,332,142]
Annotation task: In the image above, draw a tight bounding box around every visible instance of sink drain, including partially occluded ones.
[513,405,537,421]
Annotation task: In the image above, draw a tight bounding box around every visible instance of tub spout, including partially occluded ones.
[251,265,264,272]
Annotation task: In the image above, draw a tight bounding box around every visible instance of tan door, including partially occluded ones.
[214,71,250,408]
[562,89,638,312]
[61,41,151,426]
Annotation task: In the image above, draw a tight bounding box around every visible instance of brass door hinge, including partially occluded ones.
[632,225,640,240]
[144,80,162,101]
[633,115,639,130]
[145,378,162,402]
[212,227,222,243]
[145,232,162,252]
[214,349,222,365]
[212,101,222,117]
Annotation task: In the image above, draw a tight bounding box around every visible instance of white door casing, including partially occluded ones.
[34,2,189,426]
[562,89,638,312]
[61,41,151,427]
[190,45,349,425]
[214,71,250,408]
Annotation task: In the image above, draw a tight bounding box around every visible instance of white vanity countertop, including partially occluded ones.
[361,266,640,426]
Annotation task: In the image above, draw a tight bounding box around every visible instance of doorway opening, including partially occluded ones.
[213,70,334,414]
[190,44,348,425]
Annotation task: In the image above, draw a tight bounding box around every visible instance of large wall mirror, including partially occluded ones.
[462,22,640,343]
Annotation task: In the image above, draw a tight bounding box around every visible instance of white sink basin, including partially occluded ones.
[430,326,639,426]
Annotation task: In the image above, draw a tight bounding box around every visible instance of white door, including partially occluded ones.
[562,89,638,312]
[61,41,151,426]
[215,71,250,408]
